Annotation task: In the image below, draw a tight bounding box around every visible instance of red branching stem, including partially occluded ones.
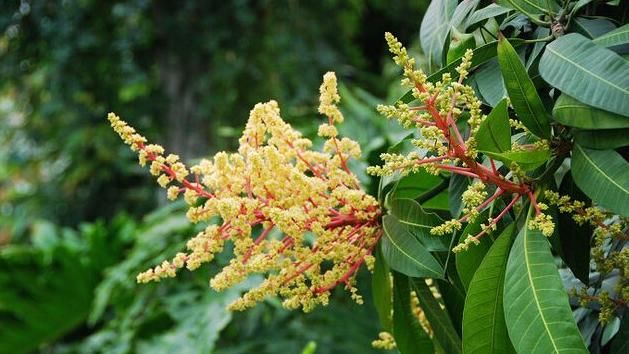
[328,116,351,174]
[458,188,505,223]
[488,160,497,175]
[314,229,382,294]
[415,155,451,165]
[242,224,275,263]
[528,191,542,216]
[471,194,521,241]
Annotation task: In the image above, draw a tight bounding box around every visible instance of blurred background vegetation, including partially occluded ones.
[0,1,429,353]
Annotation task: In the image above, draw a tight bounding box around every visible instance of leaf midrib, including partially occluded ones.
[545,45,629,95]
[576,144,628,194]
[523,225,560,353]
[383,224,440,277]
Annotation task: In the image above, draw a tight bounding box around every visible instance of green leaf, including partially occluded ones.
[498,35,551,138]
[552,94,629,130]
[464,4,510,30]
[496,0,559,19]
[392,273,434,354]
[573,129,629,150]
[390,198,448,252]
[390,171,444,200]
[611,315,629,354]
[455,211,494,290]
[481,148,550,171]
[462,224,516,354]
[420,0,458,70]
[450,0,480,31]
[476,98,511,153]
[0,246,96,354]
[539,33,629,117]
[573,17,617,39]
[449,174,470,218]
[381,215,444,278]
[473,58,507,107]
[503,213,588,354]
[593,23,629,48]
[412,278,463,354]
[571,145,629,216]
[558,172,593,284]
[372,245,392,331]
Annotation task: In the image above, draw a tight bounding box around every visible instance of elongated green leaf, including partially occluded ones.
[496,0,559,18]
[412,279,463,354]
[574,129,629,150]
[462,224,516,354]
[482,148,550,171]
[372,245,392,331]
[464,4,510,30]
[558,172,592,285]
[476,98,511,153]
[390,198,448,252]
[450,0,480,31]
[611,315,629,354]
[573,17,616,39]
[455,211,494,290]
[571,145,629,216]
[393,273,434,354]
[504,213,588,354]
[420,0,458,70]
[593,23,629,48]
[381,215,444,278]
[473,58,507,107]
[552,94,629,130]
[449,174,470,218]
[540,33,629,117]
[498,35,551,138]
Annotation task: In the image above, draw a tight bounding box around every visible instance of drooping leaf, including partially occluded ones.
[481,148,550,171]
[412,278,463,354]
[473,58,507,107]
[381,215,444,278]
[610,315,629,354]
[436,277,466,337]
[420,0,458,71]
[476,98,511,153]
[504,213,588,354]
[540,33,629,117]
[450,0,480,31]
[372,245,392,331]
[593,23,629,48]
[496,0,559,19]
[602,316,622,346]
[464,4,510,30]
[571,144,629,216]
[449,174,470,218]
[462,224,516,354]
[455,211,494,290]
[498,35,551,138]
[392,273,434,354]
[573,17,617,39]
[552,94,629,130]
[390,198,449,252]
[573,129,629,150]
[558,172,593,284]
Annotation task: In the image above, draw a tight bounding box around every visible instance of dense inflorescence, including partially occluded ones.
[368,33,554,252]
[108,72,381,312]
[546,191,629,323]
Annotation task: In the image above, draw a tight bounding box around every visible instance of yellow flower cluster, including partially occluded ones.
[108,72,381,312]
